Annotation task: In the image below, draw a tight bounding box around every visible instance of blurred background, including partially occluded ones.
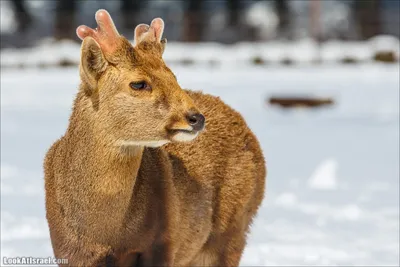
[1,0,400,46]
[1,0,399,266]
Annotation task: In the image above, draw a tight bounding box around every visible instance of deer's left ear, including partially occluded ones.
[80,37,108,94]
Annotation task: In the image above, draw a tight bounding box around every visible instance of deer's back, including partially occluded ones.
[163,90,266,262]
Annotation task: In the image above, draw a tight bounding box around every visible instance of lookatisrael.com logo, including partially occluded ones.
[2,257,68,266]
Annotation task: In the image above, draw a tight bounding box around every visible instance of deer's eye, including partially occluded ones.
[130,82,151,91]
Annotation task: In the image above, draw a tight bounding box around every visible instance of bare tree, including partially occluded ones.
[274,0,291,39]
[354,0,382,39]
[227,0,240,27]
[10,0,32,32]
[183,0,205,42]
[54,0,77,40]
[121,0,143,31]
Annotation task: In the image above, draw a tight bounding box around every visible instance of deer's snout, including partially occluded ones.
[186,112,205,132]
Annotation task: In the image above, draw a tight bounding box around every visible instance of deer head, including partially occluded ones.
[76,10,205,148]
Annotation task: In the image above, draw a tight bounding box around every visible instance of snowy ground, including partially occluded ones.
[1,35,399,68]
[1,63,399,266]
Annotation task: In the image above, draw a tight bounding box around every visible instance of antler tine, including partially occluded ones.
[76,9,121,55]
[134,24,150,46]
[149,18,165,42]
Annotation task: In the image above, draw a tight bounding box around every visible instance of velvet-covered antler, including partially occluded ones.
[133,18,167,53]
[76,9,121,56]
[76,9,167,56]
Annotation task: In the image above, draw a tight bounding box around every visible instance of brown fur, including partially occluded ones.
[44,14,266,267]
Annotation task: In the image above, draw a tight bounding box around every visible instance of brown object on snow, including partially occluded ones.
[269,96,334,108]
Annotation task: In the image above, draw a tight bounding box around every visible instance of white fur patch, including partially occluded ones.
[172,132,198,142]
[119,140,170,148]
[171,125,193,131]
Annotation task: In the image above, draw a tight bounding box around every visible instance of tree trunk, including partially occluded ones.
[183,0,204,42]
[54,0,77,40]
[227,0,240,27]
[274,0,291,39]
[354,0,382,39]
[10,0,32,32]
[121,0,143,31]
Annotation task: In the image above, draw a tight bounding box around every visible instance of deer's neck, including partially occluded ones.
[88,139,144,196]
[67,90,143,194]
[64,89,145,236]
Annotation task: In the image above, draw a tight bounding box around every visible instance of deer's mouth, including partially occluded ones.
[169,129,196,135]
[167,129,199,142]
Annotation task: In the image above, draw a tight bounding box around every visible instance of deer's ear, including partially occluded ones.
[80,37,108,94]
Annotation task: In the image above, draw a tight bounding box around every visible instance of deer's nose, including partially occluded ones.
[186,112,205,131]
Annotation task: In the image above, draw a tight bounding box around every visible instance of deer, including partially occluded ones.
[44,9,266,267]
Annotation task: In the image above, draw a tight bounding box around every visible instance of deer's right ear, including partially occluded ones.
[80,37,108,94]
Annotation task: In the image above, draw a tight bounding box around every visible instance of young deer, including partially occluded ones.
[44,9,266,267]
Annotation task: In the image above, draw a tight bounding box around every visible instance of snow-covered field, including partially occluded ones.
[1,35,399,68]
[1,63,399,266]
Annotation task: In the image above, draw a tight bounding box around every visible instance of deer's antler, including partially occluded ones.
[133,18,167,53]
[76,9,121,56]
[76,10,167,56]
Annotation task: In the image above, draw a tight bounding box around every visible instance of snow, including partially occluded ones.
[308,159,338,190]
[275,192,298,207]
[1,37,399,68]
[1,63,399,266]
[370,35,400,54]
[244,0,278,39]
